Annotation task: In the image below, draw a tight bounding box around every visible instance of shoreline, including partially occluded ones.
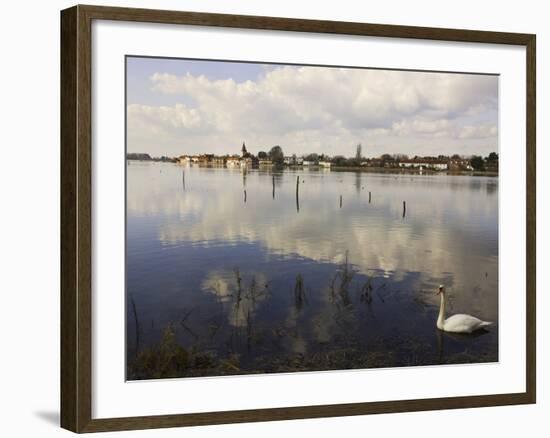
[329,166,498,177]
[128,159,498,177]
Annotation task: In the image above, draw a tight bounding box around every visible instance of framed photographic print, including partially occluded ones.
[60,4,536,433]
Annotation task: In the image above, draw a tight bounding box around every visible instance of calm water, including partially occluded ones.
[126,162,498,379]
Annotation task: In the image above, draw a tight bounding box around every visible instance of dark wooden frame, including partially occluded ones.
[61,4,536,433]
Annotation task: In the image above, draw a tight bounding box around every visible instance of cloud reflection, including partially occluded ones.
[127,163,498,320]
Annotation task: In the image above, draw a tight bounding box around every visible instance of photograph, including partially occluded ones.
[125,56,499,381]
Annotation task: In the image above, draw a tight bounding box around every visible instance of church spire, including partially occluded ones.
[241,141,247,156]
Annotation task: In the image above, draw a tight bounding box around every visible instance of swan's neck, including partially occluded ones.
[437,293,446,329]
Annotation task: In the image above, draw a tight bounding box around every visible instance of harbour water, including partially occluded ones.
[126,162,498,379]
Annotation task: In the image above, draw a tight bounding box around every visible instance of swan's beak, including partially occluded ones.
[436,287,443,295]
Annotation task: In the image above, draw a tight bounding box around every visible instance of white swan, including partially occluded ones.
[436,285,492,333]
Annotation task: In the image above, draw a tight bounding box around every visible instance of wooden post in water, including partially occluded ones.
[340,195,343,208]
[272,175,275,199]
[182,169,185,191]
[369,191,371,204]
[402,200,406,218]
[244,190,247,203]
[295,176,300,213]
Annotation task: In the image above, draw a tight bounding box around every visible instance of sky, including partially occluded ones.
[126,56,498,159]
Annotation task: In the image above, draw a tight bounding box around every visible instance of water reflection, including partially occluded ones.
[126,163,498,379]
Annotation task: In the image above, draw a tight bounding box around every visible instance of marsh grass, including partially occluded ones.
[128,324,243,380]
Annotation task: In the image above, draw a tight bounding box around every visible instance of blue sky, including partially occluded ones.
[126,56,498,158]
[127,57,269,106]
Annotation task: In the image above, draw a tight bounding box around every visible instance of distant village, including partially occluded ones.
[127,142,499,173]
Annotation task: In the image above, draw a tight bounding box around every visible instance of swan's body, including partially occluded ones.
[436,286,492,333]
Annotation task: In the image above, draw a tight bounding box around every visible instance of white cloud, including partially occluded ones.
[392,118,453,136]
[127,65,498,158]
[128,103,204,130]
[458,124,498,139]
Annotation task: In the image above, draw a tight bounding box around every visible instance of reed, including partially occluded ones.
[294,273,307,311]
[375,283,387,303]
[359,278,373,304]
[329,252,355,307]
[248,275,258,304]
[246,309,253,351]
[180,307,199,340]
[130,295,141,356]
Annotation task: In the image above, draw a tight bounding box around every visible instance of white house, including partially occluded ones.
[240,157,254,168]
[284,156,303,165]
[398,160,448,170]
[226,156,241,167]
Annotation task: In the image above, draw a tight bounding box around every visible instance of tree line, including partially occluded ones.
[257,144,498,170]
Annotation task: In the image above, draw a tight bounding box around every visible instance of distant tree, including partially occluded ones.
[380,153,393,162]
[304,153,319,162]
[470,155,485,171]
[393,154,409,161]
[355,144,363,162]
[258,151,268,159]
[451,154,461,159]
[269,145,284,165]
[331,155,348,166]
[487,152,499,161]
[127,153,152,161]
